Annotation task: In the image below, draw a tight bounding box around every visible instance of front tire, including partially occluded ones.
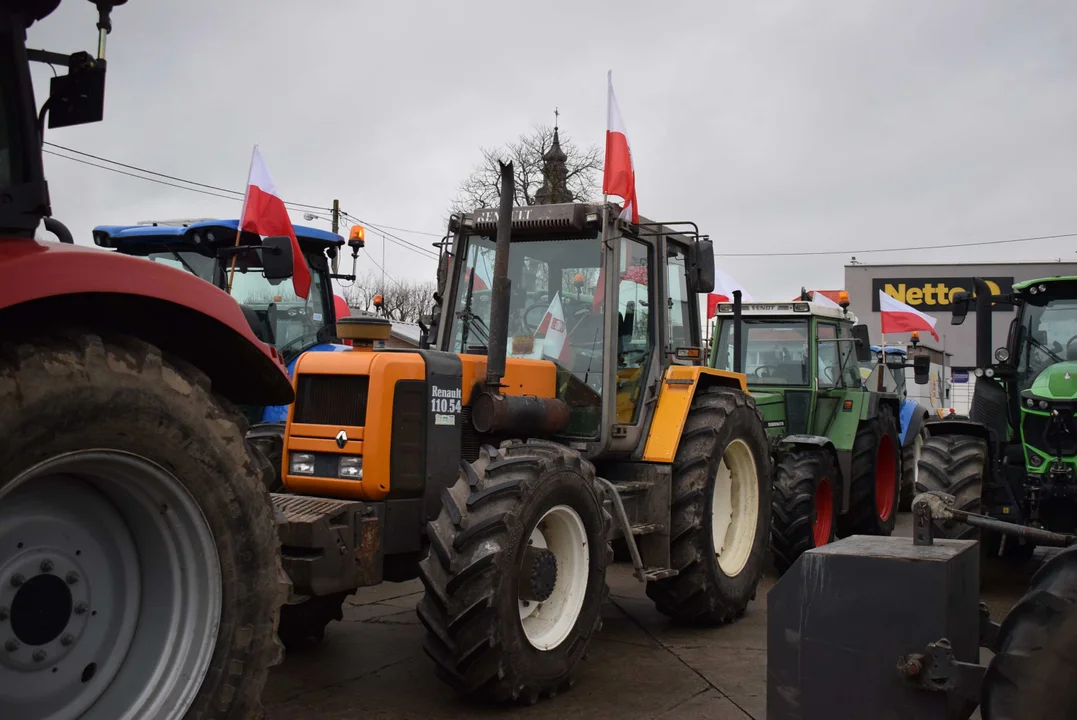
[416,440,610,704]
[646,386,771,624]
[914,434,986,540]
[982,546,1077,720]
[841,410,901,536]
[770,448,839,575]
[0,332,285,720]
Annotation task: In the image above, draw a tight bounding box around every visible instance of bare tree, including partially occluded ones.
[450,124,602,213]
[341,269,437,323]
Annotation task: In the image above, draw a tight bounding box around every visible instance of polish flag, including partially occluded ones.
[536,292,573,365]
[239,145,311,299]
[879,289,940,341]
[603,71,638,224]
[465,258,492,291]
[810,291,841,310]
[706,269,755,318]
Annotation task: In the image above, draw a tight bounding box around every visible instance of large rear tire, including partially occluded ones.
[646,387,771,624]
[982,546,1077,720]
[913,434,986,540]
[416,440,610,704]
[770,448,839,575]
[840,410,901,537]
[899,422,928,511]
[0,332,286,720]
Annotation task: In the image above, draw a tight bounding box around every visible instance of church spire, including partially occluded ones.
[535,108,571,204]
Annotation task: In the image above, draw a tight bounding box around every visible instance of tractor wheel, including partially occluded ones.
[277,592,350,652]
[899,423,928,511]
[416,440,610,704]
[770,448,839,575]
[0,332,286,720]
[840,409,901,537]
[913,434,986,540]
[982,546,1077,720]
[646,387,771,624]
[246,422,285,492]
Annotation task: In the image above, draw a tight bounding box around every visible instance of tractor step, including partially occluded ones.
[642,567,678,582]
[612,480,653,495]
[630,523,662,535]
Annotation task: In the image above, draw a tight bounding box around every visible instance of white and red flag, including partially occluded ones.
[879,289,940,340]
[536,292,573,365]
[706,269,755,318]
[464,257,492,291]
[603,71,638,224]
[239,145,311,299]
[810,291,842,309]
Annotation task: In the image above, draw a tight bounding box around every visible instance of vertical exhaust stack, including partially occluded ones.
[973,277,994,369]
[470,161,570,437]
[485,161,514,394]
[732,290,744,374]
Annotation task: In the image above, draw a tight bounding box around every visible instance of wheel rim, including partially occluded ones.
[812,477,833,547]
[711,439,760,577]
[875,433,898,522]
[0,451,222,720]
[518,505,589,651]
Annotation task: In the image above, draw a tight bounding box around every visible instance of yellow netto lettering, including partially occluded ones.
[883,283,905,303]
[905,287,923,304]
[984,280,1002,295]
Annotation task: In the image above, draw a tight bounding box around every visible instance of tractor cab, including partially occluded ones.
[860,344,909,394]
[708,300,871,439]
[92,219,348,364]
[435,202,713,452]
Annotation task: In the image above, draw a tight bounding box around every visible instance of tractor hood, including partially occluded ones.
[751,391,784,409]
[1028,362,1077,401]
[749,391,787,435]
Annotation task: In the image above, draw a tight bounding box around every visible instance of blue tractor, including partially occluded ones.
[93,219,365,486]
[861,344,931,510]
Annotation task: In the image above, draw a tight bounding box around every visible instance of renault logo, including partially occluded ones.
[335,430,348,449]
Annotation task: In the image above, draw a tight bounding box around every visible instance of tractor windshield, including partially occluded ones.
[713,319,810,386]
[145,250,216,282]
[447,233,608,437]
[1017,297,1077,390]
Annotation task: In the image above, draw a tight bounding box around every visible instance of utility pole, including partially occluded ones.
[331,199,340,234]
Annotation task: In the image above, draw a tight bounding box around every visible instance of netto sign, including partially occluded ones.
[871,277,1014,312]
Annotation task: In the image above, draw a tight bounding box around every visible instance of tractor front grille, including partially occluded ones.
[293,374,369,426]
[1024,411,1077,458]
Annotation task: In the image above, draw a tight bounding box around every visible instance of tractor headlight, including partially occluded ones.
[995,347,1010,363]
[985,367,995,377]
[290,453,315,475]
[1039,400,1049,410]
[339,456,363,479]
[975,368,985,377]
[1039,284,1047,293]
[1027,398,1035,408]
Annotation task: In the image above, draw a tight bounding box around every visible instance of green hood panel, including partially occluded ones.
[1029,362,1077,400]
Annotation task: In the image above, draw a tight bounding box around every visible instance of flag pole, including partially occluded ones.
[228,145,258,294]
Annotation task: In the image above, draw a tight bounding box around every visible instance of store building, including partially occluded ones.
[844,261,1077,413]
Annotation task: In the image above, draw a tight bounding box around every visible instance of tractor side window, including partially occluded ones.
[838,324,861,388]
[666,242,692,355]
[816,324,841,388]
[615,238,653,424]
[0,55,12,189]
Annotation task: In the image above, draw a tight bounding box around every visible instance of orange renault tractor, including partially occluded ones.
[271,163,773,702]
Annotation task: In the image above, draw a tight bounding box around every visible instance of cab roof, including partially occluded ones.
[713,300,854,322]
[91,219,344,253]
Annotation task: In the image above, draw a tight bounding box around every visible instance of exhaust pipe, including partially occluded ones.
[973,277,993,369]
[470,161,569,437]
[733,290,743,374]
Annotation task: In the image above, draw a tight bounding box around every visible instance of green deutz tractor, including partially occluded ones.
[916,276,1077,559]
[710,294,902,572]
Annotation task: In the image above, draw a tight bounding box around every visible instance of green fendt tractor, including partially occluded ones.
[915,276,1077,560]
[710,294,902,572]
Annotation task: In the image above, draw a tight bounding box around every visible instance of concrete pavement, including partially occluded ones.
[264,516,1041,720]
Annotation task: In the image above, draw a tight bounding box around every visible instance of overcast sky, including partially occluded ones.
[27,0,1077,302]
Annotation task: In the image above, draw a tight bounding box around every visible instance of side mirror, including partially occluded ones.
[261,236,294,281]
[951,291,971,326]
[688,238,715,294]
[851,324,872,363]
[913,354,930,385]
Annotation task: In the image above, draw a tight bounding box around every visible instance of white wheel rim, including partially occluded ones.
[711,439,760,577]
[518,505,589,651]
[911,434,923,486]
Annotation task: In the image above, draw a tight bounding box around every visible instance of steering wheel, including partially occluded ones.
[754,365,781,379]
[822,365,836,384]
[520,302,551,333]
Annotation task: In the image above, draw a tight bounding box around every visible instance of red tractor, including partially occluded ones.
[1,3,293,717]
